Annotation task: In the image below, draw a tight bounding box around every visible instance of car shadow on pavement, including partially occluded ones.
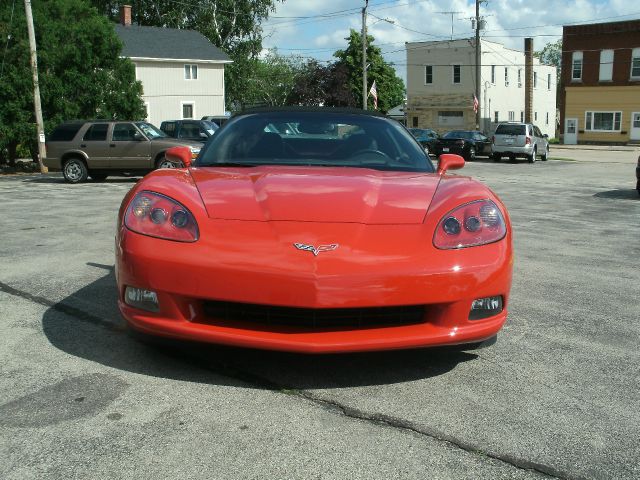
[593,189,639,200]
[41,265,476,390]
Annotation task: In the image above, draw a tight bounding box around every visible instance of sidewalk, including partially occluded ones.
[552,144,640,152]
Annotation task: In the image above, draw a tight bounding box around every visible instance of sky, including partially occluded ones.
[261,0,640,83]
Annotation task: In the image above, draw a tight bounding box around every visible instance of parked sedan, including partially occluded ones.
[408,128,439,154]
[434,130,492,161]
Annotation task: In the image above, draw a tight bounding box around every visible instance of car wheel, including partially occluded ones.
[541,145,549,161]
[466,147,476,161]
[528,147,537,163]
[156,156,179,169]
[63,158,88,183]
[492,153,501,162]
[90,173,108,181]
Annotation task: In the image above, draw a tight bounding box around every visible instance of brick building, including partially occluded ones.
[560,19,640,144]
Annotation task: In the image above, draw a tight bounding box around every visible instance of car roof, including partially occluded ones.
[235,106,387,118]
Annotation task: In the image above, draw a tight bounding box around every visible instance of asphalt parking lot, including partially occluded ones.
[1,150,639,479]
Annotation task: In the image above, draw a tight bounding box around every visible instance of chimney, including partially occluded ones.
[524,37,533,124]
[120,5,132,26]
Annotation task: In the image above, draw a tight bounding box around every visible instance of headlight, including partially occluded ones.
[124,191,199,242]
[433,199,506,249]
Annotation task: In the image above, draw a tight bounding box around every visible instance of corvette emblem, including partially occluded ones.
[293,243,339,256]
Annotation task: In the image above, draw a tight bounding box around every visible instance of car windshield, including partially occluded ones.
[443,131,474,139]
[135,122,167,139]
[203,121,218,135]
[495,124,526,135]
[197,111,435,173]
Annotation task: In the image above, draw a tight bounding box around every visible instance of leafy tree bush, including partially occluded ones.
[0,0,145,165]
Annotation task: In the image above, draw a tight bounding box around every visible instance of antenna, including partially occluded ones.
[436,11,463,40]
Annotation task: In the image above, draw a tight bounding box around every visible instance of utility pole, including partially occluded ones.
[474,0,481,130]
[362,0,368,110]
[24,0,47,173]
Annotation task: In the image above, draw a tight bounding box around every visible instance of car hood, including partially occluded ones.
[189,166,441,224]
[151,138,202,148]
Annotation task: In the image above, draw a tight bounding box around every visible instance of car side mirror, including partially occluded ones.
[165,146,192,168]
[543,134,549,138]
[133,131,145,141]
[199,132,208,138]
[437,154,465,175]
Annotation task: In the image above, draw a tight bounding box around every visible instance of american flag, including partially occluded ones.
[473,94,479,114]
[369,81,378,109]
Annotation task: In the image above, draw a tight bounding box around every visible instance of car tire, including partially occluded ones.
[528,147,537,163]
[90,172,108,181]
[156,155,179,169]
[62,158,89,183]
[466,146,476,161]
[492,153,501,162]
[541,145,549,161]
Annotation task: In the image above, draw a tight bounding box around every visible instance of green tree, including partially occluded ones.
[333,29,405,113]
[0,0,144,165]
[91,0,282,111]
[288,60,357,108]
[244,50,305,107]
[535,39,562,84]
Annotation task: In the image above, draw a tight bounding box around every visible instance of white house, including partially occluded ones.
[405,38,557,137]
[115,5,231,127]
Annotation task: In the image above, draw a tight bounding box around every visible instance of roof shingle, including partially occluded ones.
[115,24,231,62]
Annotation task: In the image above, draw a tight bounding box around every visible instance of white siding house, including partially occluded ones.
[115,17,231,128]
[405,39,557,137]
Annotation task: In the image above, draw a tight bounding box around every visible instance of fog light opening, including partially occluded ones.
[469,295,503,320]
[124,286,160,312]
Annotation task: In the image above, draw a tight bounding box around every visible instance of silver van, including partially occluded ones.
[491,123,549,163]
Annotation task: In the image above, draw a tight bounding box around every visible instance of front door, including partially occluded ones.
[564,118,578,145]
[630,112,640,141]
[109,123,151,169]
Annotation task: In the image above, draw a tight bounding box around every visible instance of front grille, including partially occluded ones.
[200,301,426,330]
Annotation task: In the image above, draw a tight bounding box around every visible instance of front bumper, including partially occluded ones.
[116,221,513,353]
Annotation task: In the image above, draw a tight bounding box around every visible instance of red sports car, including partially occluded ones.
[115,108,513,353]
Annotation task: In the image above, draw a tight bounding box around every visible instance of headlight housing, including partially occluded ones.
[124,191,199,242]
[433,199,506,249]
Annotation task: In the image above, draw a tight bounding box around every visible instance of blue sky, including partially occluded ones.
[261,0,640,83]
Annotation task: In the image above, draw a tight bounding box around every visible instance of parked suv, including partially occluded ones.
[160,119,218,143]
[44,121,202,183]
[491,123,549,163]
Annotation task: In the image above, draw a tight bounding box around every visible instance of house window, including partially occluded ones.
[491,65,495,84]
[184,64,198,80]
[533,71,537,88]
[585,111,622,131]
[412,116,418,128]
[520,111,524,122]
[504,67,509,86]
[425,65,433,85]
[572,52,583,81]
[547,73,551,91]
[546,112,549,125]
[630,48,640,79]
[452,64,461,84]
[494,111,499,123]
[517,69,522,87]
[182,102,195,119]
[508,111,515,121]
[438,111,464,126]
[599,50,614,81]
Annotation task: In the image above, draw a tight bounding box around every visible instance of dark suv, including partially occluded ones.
[44,121,202,183]
[159,119,218,143]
